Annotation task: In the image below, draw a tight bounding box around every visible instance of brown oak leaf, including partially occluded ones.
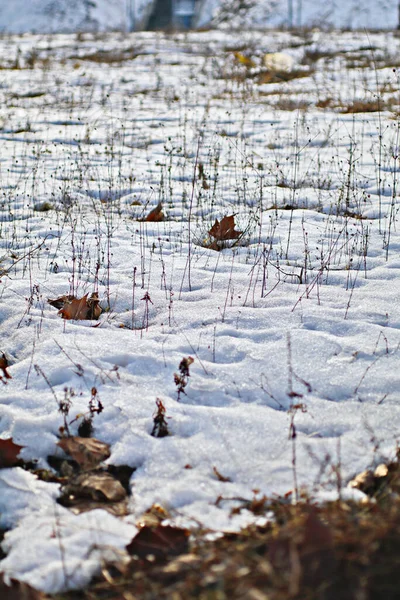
[0,352,12,380]
[49,293,102,320]
[58,436,111,470]
[47,295,75,310]
[0,438,24,468]
[144,202,164,222]
[208,215,242,241]
[59,471,128,515]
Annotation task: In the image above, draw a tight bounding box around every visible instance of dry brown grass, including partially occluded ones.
[51,494,400,600]
[69,48,139,64]
[340,99,384,113]
[257,68,313,85]
[48,451,400,600]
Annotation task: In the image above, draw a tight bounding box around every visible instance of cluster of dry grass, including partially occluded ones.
[44,453,400,599]
[51,490,400,599]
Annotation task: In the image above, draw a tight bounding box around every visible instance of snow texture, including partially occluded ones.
[0,0,397,32]
[0,24,399,593]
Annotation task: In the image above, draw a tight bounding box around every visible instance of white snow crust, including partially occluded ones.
[0,27,399,592]
[0,0,397,33]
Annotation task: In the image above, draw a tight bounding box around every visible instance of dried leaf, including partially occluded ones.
[69,472,126,502]
[348,466,390,497]
[137,504,171,528]
[0,574,45,600]
[233,51,256,68]
[348,469,376,494]
[59,293,101,320]
[126,524,189,561]
[0,352,12,380]
[61,497,128,517]
[374,463,389,478]
[57,436,110,470]
[208,215,242,241]
[59,471,127,515]
[0,438,24,468]
[86,293,102,320]
[106,464,135,494]
[49,293,102,320]
[144,202,164,222]
[47,294,75,310]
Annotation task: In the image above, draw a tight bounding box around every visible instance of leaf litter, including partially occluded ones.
[53,485,400,600]
[53,436,133,516]
[48,293,102,320]
[0,439,24,469]
[206,214,244,251]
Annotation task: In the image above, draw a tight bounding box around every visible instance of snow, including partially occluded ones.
[0,0,397,33]
[0,26,400,593]
[0,1,127,34]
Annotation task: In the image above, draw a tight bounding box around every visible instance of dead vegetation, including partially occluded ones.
[52,480,400,600]
[69,47,139,64]
[40,451,400,599]
[339,99,384,114]
[257,68,313,85]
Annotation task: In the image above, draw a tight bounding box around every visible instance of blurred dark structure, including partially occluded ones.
[147,0,199,30]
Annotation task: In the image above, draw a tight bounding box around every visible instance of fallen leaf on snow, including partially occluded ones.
[62,471,126,502]
[47,294,75,309]
[107,464,136,494]
[48,293,102,320]
[0,352,12,380]
[0,438,24,468]
[136,503,171,528]
[144,202,164,222]
[57,436,111,470]
[208,215,242,241]
[59,471,128,515]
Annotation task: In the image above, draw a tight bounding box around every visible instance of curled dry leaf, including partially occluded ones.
[208,215,242,242]
[48,293,102,320]
[126,524,190,561]
[348,462,394,497]
[144,202,164,222]
[59,471,128,515]
[57,436,111,470]
[136,503,171,529]
[0,438,24,468]
[0,352,12,380]
[47,294,75,310]
[63,472,127,502]
[107,464,136,494]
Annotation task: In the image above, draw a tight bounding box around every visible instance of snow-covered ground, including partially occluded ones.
[0,0,398,33]
[0,27,400,592]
